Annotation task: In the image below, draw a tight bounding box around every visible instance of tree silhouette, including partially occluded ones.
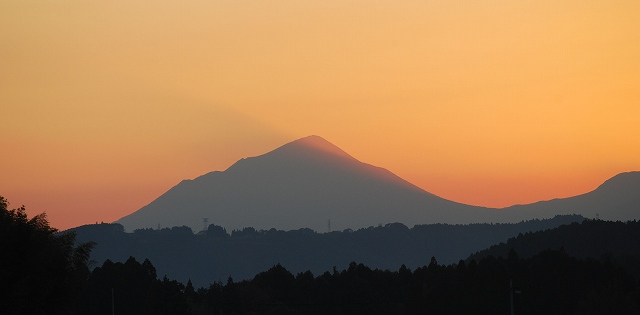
[76,257,191,315]
[0,196,94,314]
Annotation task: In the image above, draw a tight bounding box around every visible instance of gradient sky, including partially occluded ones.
[2,1,639,230]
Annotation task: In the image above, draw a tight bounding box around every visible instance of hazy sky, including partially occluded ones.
[2,0,639,230]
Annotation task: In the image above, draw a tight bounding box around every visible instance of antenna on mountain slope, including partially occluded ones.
[203,218,209,232]
[327,219,331,233]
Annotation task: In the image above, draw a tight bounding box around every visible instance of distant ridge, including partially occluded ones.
[115,136,640,232]
[499,171,640,222]
[74,215,585,288]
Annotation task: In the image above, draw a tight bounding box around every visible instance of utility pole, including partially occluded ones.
[510,279,514,315]
[112,288,115,315]
[510,279,521,315]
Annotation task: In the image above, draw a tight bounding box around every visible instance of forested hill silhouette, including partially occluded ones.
[71,215,583,288]
[6,195,637,314]
[116,135,640,232]
[468,218,640,278]
[116,135,494,232]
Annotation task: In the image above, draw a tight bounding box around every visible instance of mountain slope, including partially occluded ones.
[116,136,493,232]
[499,171,640,222]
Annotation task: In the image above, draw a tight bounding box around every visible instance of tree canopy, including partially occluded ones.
[0,196,94,314]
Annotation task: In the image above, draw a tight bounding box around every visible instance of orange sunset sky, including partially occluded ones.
[2,1,639,231]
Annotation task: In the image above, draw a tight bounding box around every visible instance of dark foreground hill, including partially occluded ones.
[70,215,582,288]
[468,219,640,278]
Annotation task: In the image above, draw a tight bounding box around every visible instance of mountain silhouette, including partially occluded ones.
[499,171,640,222]
[116,136,640,232]
[116,135,493,232]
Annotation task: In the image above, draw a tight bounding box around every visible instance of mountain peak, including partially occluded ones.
[267,135,357,161]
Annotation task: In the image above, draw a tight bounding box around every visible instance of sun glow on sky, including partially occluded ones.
[2,0,639,230]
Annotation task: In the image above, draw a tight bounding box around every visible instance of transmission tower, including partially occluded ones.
[203,218,209,232]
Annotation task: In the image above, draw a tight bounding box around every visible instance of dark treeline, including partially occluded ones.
[0,196,94,314]
[4,196,640,314]
[77,250,640,315]
[70,214,583,287]
[76,256,191,315]
[469,219,640,278]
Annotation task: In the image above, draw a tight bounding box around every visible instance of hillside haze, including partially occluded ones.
[72,215,585,288]
[116,135,492,232]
